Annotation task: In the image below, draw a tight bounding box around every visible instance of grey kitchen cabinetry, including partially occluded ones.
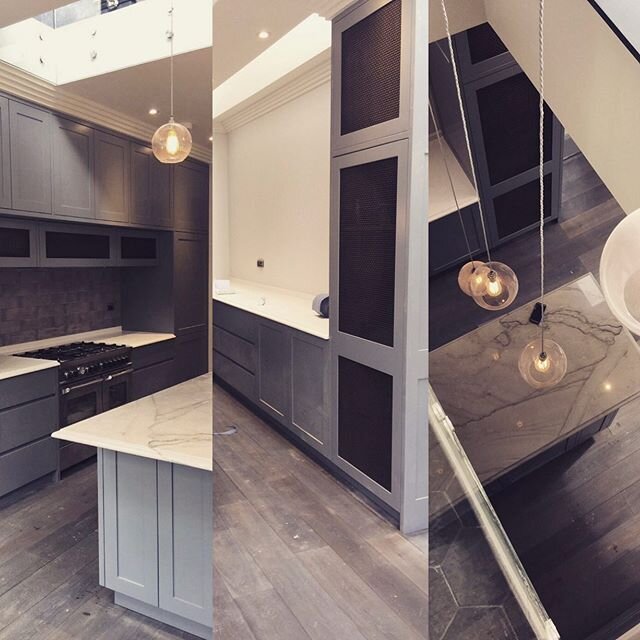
[52,117,95,219]
[130,143,173,229]
[212,301,330,454]
[9,100,53,214]
[99,450,212,638]
[117,229,161,267]
[0,218,39,267]
[173,160,209,233]
[94,131,130,224]
[39,222,116,267]
[0,368,59,498]
[131,339,176,400]
[429,204,482,275]
[0,97,11,209]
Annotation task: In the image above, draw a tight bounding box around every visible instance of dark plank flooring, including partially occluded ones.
[212,385,428,640]
[0,462,198,640]
[429,147,625,349]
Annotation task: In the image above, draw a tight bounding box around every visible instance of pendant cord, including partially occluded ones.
[440,0,492,264]
[538,0,545,354]
[169,0,175,119]
[428,102,475,265]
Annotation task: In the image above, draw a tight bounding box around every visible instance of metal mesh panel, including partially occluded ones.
[339,156,397,347]
[340,0,402,135]
[338,356,393,491]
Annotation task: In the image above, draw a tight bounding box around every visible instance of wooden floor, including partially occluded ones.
[0,462,198,640]
[212,385,428,640]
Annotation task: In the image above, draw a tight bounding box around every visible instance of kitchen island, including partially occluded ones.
[52,374,212,640]
[430,274,640,506]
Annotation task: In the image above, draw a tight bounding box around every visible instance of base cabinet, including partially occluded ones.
[99,450,212,639]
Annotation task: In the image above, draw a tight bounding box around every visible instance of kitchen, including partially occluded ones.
[0,0,212,637]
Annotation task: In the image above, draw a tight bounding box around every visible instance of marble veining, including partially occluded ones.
[430,274,640,486]
[53,374,212,471]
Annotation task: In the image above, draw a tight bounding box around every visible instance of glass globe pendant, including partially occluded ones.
[469,261,519,311]
[152,2,192,164]
[152,117,192,163]
[518,338,567,389]
[458,261,487,296]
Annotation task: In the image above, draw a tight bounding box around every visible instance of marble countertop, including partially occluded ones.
[0,327,176,356]
[430,274,640,489]
[213,279,329,340]
[52,374,212,471]
[0,356,58,381]
[429,136,479,223]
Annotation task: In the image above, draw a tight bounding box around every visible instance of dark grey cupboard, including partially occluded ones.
[0,97,11,209]
[0,218,39,267]
[131,143,173,229]
[213,301,330,454]
[95,131,130,224]
[131,339,176,400]
[173,161,209,233]
[9,101,53,214]
[53,116,95,219]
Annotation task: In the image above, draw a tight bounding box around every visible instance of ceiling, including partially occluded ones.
[0,0,71,28]
[64,48,213,148]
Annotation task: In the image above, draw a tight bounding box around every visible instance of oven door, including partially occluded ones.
[59,376,105,471]
[102,369,132,412]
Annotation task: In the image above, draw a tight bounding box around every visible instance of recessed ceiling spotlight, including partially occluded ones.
[209,136,213,142]
[148,108,158,116]
[258,30,270,39]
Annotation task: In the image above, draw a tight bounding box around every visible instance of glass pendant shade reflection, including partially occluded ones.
[458,261,486,297]
[469,261,519,310]
[518,338,567,389]
[152,117,192,163]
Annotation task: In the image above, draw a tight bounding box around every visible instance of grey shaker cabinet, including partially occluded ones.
[130,143,173,229]
[52,117,95,219]
[173,160,209,233]
[257,321,291,421]
[9,100,53,214]
[0,97,11,209]
[0,218,39,267]
[95,131,130,223]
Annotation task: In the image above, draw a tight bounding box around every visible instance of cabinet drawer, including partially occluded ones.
[213,351,256,400]
[0,396,58,454]
[0,437,57,497]
[213,302,257,344]
[132,360,175,400]
[213,327,256,373]
[0,368,57,411]
[131,339,176,370]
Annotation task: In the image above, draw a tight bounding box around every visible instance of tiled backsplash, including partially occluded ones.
[0,269,121,347]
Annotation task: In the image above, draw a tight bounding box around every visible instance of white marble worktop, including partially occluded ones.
[213,279,329,340]
[429,136,479,223]
[430,274,640,491]
[0,327,175,356]
[52,374,212,471]
[0,356,58,381]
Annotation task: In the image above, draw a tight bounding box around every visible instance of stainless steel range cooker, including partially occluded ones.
[17,341,133,470]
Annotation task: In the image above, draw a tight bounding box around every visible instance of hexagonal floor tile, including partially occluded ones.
[441,527,510,606]
[429,567,458,640]
[429,492,461,567]
[442,606,518,640]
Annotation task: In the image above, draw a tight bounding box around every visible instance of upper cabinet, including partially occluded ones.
[95,131,130,224]
[9,101,53,214]
[173,160,209,233]
[130,144,173,229]
[52,117,95,219]
[0,98,11,209]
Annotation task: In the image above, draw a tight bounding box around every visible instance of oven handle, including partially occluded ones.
[61,377,104,395]
[104,368,132,382]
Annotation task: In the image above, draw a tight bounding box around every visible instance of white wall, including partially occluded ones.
[212,132,230,279]
[224,81,330,295]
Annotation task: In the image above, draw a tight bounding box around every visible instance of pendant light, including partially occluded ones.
[439,0,518,309]
[518,0,568,389]
[152,0,192,163]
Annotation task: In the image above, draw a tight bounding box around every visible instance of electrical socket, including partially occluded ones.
[257,259,264,268]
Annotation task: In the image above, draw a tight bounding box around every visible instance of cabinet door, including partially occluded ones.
[0,219,38,267]
[102,451,159,606]
[118,231,159,266]
[53,117,95,219]
[158,462,212,627]
[175,331,208,384]
[174,232,209,333]
[95,131,130,223]
[10,101,52,214]
[173,161,209,233]
[0,97,11,209]
[131,144,172,228]
[40,224,115,267]
[291,332,329,450]
[258,321,290,421]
